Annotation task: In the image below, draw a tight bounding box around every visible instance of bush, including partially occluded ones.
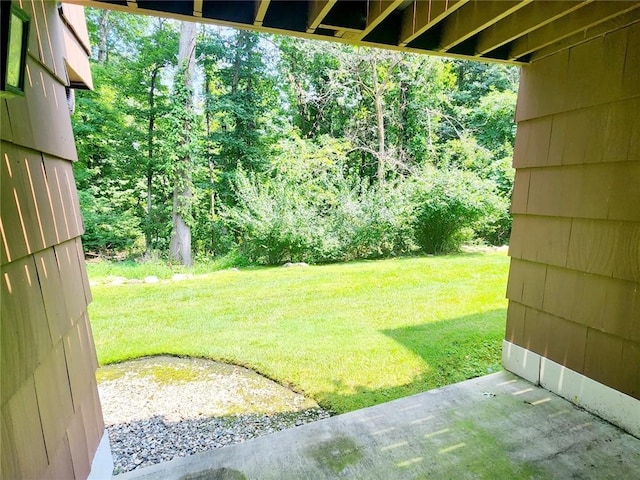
[474,202,512,246]
[409,166,503,254]
[221,171,328,264]
[221,171,416,265]
[219,134,511,263]
[330,180,415,261]
[79,189,142,253]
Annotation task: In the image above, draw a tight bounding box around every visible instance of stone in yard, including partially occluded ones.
[144,276,160,284]
[282,262,308,268]
[172,273,192,282]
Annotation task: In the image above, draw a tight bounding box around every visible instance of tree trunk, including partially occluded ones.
[371,57,386,185]
[145,66,159,257]
[169,21,196,266]
[397,79,407,167]
[97,10,109,64]
[204,71,216,219]
[427,108,434,160]
[231,33,242,94]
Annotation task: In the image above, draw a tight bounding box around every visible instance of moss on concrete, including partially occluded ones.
[447,418,550,479]
[307,436,363,473]
[95,368,126,382]
[145,364,202,383]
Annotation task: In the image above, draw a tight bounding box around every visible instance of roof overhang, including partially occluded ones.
[64,1,640,64]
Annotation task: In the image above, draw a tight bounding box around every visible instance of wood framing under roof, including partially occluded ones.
[64,0,640,63]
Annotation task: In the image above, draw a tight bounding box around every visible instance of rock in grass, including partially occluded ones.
[172,273,192,281]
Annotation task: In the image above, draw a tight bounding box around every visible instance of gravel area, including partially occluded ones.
[98,356,331,475]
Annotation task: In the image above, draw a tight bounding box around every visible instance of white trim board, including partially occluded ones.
[503,340,640,438]
[88,431,114,479]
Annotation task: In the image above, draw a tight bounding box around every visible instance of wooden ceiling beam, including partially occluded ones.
[399,0,467,47]
[530,9,640,62]
[357,0,404,40]
[475,1,591,56]
[307,0,338,33]
[63,0,640,65]
[254,0,271,26]
[438,0,532,52]
[193,0,203,18]
[509,1,640,60]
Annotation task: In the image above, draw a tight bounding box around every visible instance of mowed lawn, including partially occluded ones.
[88,252,510,413]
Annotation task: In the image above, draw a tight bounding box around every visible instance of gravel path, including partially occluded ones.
[98,356,331,475]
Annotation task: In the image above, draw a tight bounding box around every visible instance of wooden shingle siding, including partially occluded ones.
[0,2,101,479]
[507,20,640,400]
[515,26,638,122]
[0,144,84,264]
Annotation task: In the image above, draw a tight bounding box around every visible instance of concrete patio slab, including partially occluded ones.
[117,371,640,479]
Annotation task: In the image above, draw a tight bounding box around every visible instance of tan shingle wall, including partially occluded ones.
[506,21,640,400]
[1,2,102,479]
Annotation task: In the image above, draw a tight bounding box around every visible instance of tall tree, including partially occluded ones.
[96,9,109,63]
[86,7,148,63]
[169,21,197,265]
[338,48,401,184]
[207,30,275,203]
[131,19,178,256]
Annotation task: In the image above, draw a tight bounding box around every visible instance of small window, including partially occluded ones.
[1,2,30,97]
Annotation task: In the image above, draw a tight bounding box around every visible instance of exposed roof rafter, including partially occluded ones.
[399,0,467,47]
[193,0,203,18]
[474,0,591,56]
[530,9,640,62]
[509,1,640,60]
[63,0,640,65]
[307,0,338,33]
[254,0,271,26]
[438,0,533,52]
[357,0,404,41]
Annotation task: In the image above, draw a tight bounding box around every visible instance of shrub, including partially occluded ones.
[220,139,511,263]
[221,171,416,265]
[221,170,328,264]
[409,166,502,254]
[330,180,415,261]
[79,189,142,253]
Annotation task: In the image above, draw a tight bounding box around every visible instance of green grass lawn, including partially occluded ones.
[88,252,509,414]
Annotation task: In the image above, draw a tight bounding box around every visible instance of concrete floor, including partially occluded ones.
[117,371,640,480]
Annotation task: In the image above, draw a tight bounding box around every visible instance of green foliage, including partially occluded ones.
[221,134,415,264]
[79,188,142,252]
[410,167,504,254]
[73,18,179,255]
[470,89,517,154]
[329,180,415,261]
[215,128,511,264]
[203,30,277,204]
[75,13,518,259]
[222,169,327,264]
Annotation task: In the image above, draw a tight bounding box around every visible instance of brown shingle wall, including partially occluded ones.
[0,2,101,479]
[507,21,640,400]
